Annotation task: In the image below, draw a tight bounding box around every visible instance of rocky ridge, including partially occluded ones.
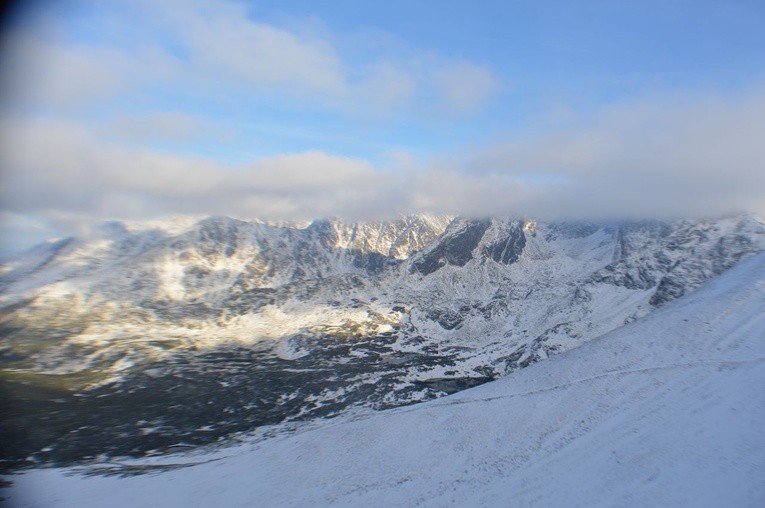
[1,212,764,469]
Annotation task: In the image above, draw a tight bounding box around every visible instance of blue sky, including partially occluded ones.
[1,0,765,256]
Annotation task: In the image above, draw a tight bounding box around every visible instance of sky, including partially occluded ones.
[1,0,764,256]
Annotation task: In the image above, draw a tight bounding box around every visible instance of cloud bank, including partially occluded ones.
[2,87,764,239]
[0,0,763,255]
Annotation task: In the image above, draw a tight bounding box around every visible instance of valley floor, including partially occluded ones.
[5,252,765,507]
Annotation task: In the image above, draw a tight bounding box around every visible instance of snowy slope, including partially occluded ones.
[7,251,765,507]
[1,213,764,469]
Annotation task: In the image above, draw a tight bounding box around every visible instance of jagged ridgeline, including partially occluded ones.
[1,213,764,470]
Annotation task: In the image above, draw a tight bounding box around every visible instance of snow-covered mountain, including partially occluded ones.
[6,241,765,507]
[1,213,764,469]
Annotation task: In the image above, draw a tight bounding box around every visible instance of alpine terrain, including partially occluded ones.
[1,213,764,474]
[4,226,765,507]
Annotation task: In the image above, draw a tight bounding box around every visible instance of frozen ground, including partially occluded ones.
[5,252,764,507]
[3,215,763,468]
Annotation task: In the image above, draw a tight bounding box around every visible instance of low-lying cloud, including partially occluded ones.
[0,0,763,254]
[2,86,764,242]
[461,88,765,219]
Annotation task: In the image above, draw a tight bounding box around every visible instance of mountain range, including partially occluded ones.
[1,212,764,470]
[5,225,765,507]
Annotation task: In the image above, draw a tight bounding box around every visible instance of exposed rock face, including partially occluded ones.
[410,219,491,275]
[1,212,764,469]
[481,221,526,264]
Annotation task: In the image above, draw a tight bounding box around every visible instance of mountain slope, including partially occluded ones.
[7,248,765,507]
[1,214,764,469]
[3,214,762,368]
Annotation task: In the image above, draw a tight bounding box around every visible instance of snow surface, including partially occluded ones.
[6,252,765,507]
[2,214,763,392]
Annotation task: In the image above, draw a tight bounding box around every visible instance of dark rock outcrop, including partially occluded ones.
[482,223,526,264]
[411,219,490,275]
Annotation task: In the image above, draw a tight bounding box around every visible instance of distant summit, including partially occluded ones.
[1,213,764,469]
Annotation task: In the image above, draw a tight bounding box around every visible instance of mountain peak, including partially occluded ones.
[1,214,764,471]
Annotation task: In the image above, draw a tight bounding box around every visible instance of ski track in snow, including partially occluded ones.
[430,357,765,409]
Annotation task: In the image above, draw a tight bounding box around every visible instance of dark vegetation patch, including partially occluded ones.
[0,332,495,472]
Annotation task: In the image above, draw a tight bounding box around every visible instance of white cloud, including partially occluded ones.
[108,111,232,144]
[0,35,129,109]
[463,88,765,218]
[0,117,389,225]
[356,62,416,113]
[244,151,377,191]
[149,0,348,96]
[1,0,350,113]
[432,60,499,113]
[1,1,763,253]
[2,86,764,246]
[0,0,502,117]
